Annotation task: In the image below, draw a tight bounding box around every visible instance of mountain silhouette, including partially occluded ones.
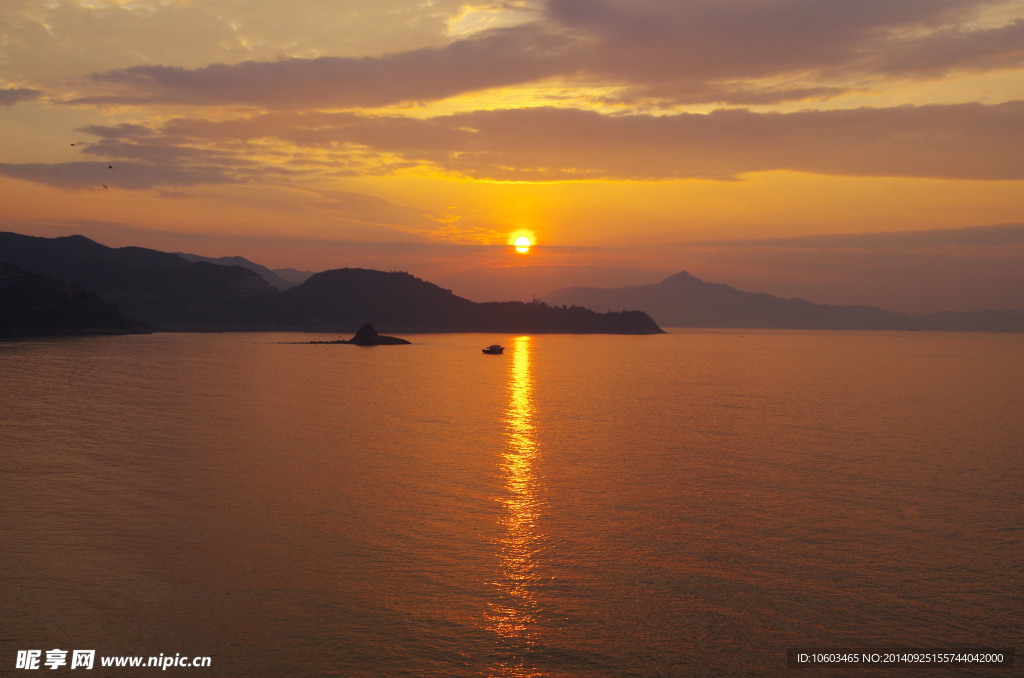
[278,268,662,333]
[176,252,312,290]
[5,231,1021,333]
[0,231,275,329]
[543,271,1024,331]
[0,231,662,334]
[0,261,146,337]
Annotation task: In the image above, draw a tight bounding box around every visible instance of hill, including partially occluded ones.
[176,252,313,290]
[0,231,276,329]
[543,271,1024,332]
[279,268,662,334]
[0,232,662,334]
[0,261,147,337]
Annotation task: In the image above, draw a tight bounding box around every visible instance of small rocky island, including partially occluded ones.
[302,323,410,346]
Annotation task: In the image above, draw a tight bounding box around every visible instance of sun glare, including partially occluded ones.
[514,236,532,253]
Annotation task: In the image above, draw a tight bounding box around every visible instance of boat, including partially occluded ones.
[482,344,504,355]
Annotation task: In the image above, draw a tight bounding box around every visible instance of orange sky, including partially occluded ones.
[1,0,1023,312]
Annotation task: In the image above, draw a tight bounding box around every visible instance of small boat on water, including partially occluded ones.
[482,344,504,355]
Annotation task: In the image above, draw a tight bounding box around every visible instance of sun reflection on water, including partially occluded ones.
[486,335,546,677]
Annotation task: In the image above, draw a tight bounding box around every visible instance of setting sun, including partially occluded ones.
[514,236,532,253]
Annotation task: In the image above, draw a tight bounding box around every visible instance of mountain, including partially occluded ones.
[543,271,911,329]
[543,271,1024,332]
[0,232,662,334]
[6,231,1020,333]
[0,261,146,337]
[0,231,278,329]
[278,268,662,334]
[176,253,313,290]
[272,267,316,286]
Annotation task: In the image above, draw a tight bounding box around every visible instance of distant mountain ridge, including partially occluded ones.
[175,252,313,290]
[543,270,1024,332]
[6,230,1021,334]
[279,268,660,333]
[0,231,661,334]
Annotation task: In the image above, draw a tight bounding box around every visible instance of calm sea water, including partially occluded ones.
[1,330,1021,677]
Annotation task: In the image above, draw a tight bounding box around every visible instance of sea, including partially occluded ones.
[1,330,1021,677]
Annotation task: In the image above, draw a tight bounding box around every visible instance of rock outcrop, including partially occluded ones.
[348,323,411,345]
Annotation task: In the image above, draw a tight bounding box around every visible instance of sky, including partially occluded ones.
[1,0,1023,312]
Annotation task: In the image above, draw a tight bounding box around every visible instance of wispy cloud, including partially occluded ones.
[0,0,500,88]
[348,101,1024,180]
[0,87,41,106]
[66,0,1023,108]
[74,26,568,109]
[41,100,1024,183]
[0,161,241,190]
[15,1,1019,188]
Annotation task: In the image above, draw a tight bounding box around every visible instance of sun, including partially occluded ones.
[508,229,536,254]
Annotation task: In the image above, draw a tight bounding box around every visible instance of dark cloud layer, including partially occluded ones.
[152,100,1024,181]
[71,0,1024,108]
[7,2,1021,191]
[0,161,239,190]
[78,25,569,108]
[0,87,41,106]
[859,18,1024,77]
[547,0,993,91]
[421,101,1024,180]
[3,99,1022,188]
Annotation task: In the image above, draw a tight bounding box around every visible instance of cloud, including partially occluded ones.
[840,18,1024,79]
[76,123,239,165]
[433,101,1024,180]
[0,120,277,190]
[0,87,41,106]
[159,100,1024,181]
[8,98,1020,187]
[546,0,988,75]
[75,25,569,108]
[67,0,1023,109]
[78,116,422,180]
[0,0,498,91]
[0,161,239,190]
[544,0,1024,104]
[5,97,1022,187]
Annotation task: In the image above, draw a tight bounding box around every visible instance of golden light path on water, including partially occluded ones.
[486,336,545,678]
